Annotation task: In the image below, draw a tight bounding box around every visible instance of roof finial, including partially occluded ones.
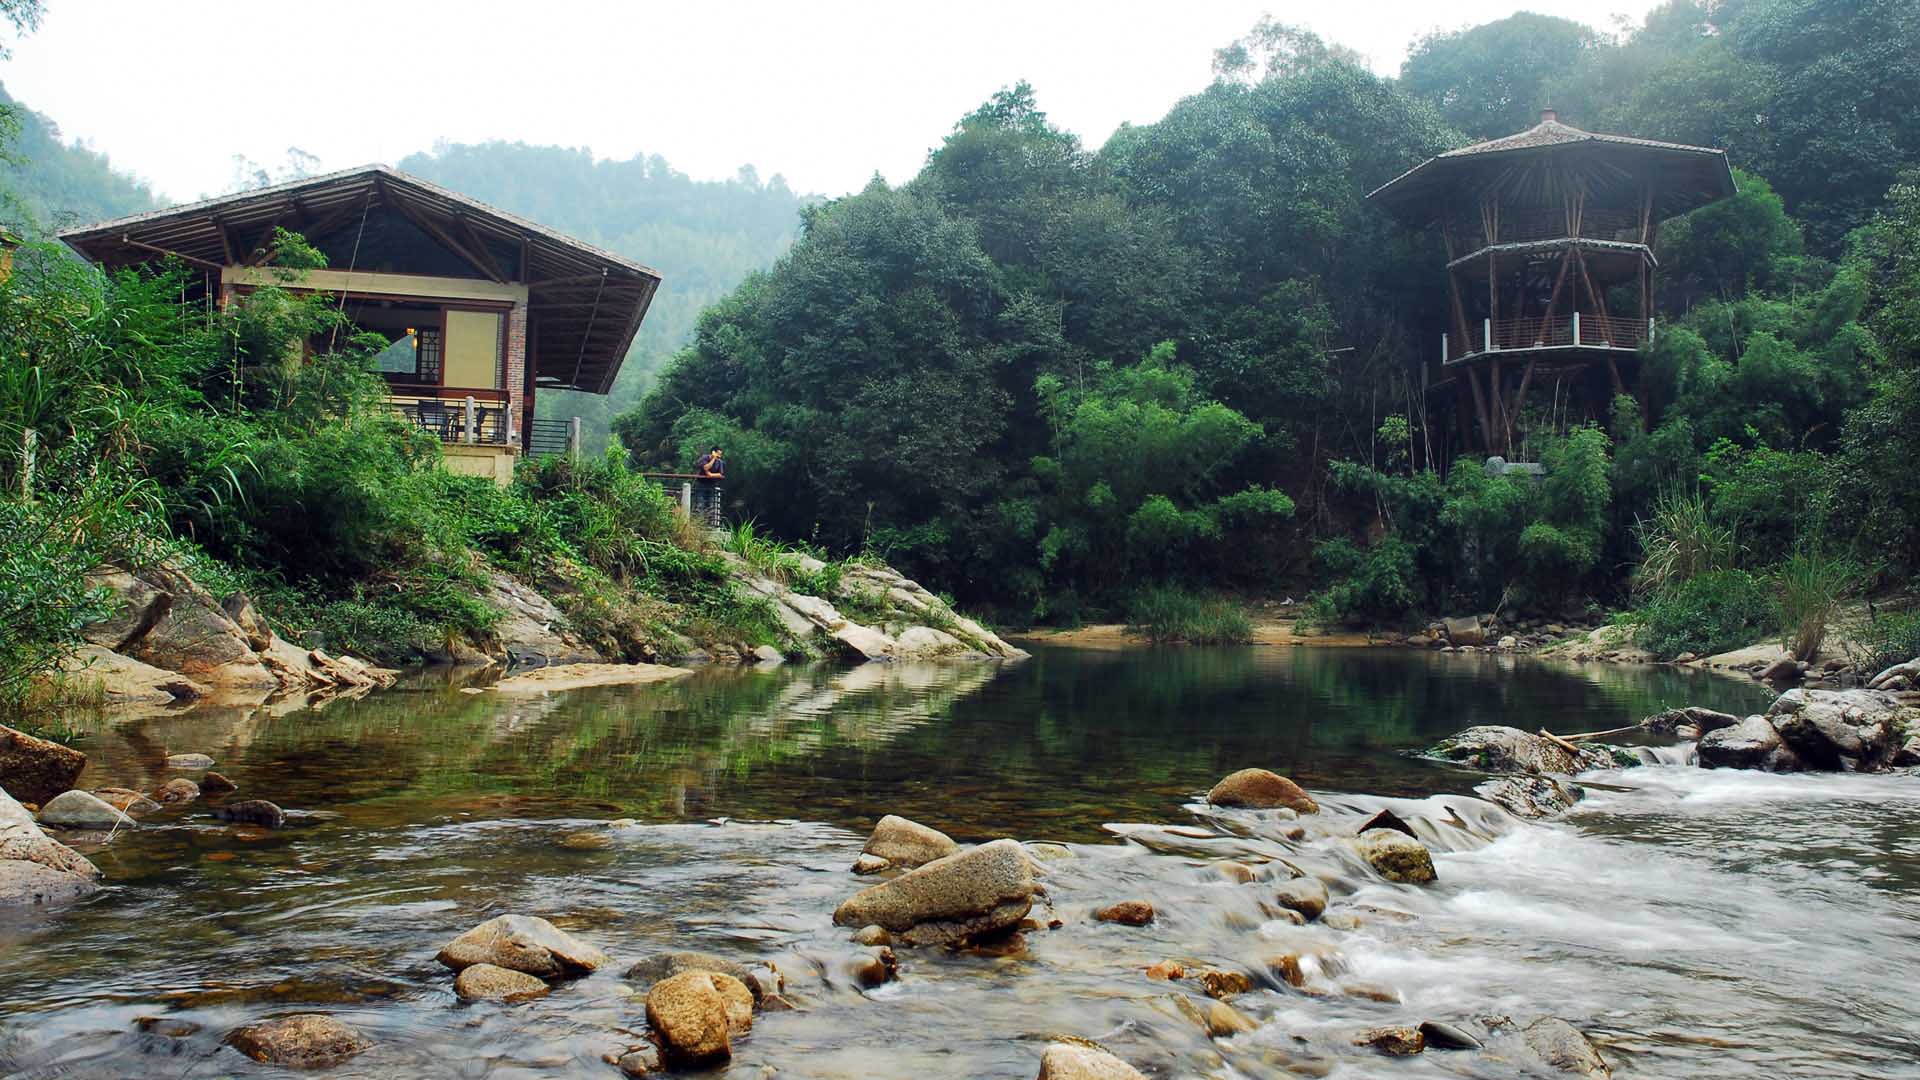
[1540,106,1559,124]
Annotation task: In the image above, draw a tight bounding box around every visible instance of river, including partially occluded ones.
[3,646,1916,1078]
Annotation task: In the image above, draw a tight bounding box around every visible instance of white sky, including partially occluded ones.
[4,0,1659,205]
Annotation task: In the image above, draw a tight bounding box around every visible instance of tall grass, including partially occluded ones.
[1632,490,1738,595]
[1126,586,1254,645]
[1845,605,1920,673]
[1774,549,1853,660]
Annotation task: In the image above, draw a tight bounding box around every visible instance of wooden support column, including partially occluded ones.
[1506,359,1537,452]
[1465,363,1494,451]
[1489,356,1506,455]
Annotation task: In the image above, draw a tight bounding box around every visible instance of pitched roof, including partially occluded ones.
[59,164,661,395]
[1368,111,1736,227]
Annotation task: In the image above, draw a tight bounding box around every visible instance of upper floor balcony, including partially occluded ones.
[1444,312,1652,365]
[1451,208,1647,259]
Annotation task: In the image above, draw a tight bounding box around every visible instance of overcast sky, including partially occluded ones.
[4,1,1657,205]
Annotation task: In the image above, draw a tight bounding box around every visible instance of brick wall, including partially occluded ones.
[505,302,527,443]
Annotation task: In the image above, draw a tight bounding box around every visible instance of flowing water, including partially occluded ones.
[3,647,1915,1079]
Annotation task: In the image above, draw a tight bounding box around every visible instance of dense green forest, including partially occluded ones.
[396,143,810,444]
[624,2,1920,665]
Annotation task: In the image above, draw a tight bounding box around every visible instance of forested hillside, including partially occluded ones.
[625,1,1920,667]
[0,83,156,231]
[397,143,810,442]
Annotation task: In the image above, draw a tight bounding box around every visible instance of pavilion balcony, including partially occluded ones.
[1444,313,1651,365]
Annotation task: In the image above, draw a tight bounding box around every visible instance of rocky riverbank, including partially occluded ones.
[39,553,1024,720]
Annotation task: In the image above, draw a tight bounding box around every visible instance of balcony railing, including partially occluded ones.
[1454,208,1644,252]
[526,417,578,458]
[388,387,510,445]
[644,473,726,527]
[1445,313,1651,364]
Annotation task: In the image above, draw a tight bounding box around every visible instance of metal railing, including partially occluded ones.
[643,473,726,527]
[526,417,577,458]
[1445,313,1652,363]
[388,389,510,445]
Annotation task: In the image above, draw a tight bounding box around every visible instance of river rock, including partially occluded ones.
[1894,736,1920,768]
[1358,808,1416,838]
[1354,828,1436,884]
[1199,968,1253,998]
[645,970,753,1065]
[1271,876,1329,921]
[454,962,550,1003]
[861,814,959,869]
[1523,1017,1611,1077]
[1432,726,1611,774]
[1094,900,1154,926]
[155,777,200,804]
[85,564,279,689]
[1419,1020,1483,1050]
[852,924,892,946]
[848,945,899,987]
[1697,716,1802,771]
[225,1014,370,1068]
[1477,775,1584,818]
[831,837,1035,946]
[1207,768,1319,813]
[37,789,133,830]
[1644,706,1740,735]
[852,853,891,874]
[0,724,87,806]
[213,799,285,829]
[93,787,162,816]
[1766,688,1909,770]
[0,787,100,906]
[167,753,215,770]
[1355,1026,1424,1055]
[1443,616,1487,647]
[1036,1042,1148,1080]
[625,951,757,998]
[436,914,612,978]
[199,771,238,795]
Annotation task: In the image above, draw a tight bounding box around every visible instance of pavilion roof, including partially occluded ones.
[1368,111,1736,227]
[59,164,661,394]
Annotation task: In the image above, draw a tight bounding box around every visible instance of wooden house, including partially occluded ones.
[1369,109,1734,458]
[60,164,661,486]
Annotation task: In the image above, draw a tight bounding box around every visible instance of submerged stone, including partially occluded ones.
[1094,900,1154,926]
[213,799,285,829]
[225,1014,370,1068]
[1355,1026,1424,1055]
[454,962,550,1002]
[37,790,133,830]
[1271,876,1329,921]
[1523,1017,1611,1077]
[1418,1020,1483,1050]
[1036,1042,1148,1080]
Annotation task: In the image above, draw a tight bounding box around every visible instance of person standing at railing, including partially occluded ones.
[694,446,726,526]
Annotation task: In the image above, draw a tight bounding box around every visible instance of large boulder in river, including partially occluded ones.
[0,787,99,907]
[832,838,1035,946]
[861,814,959,869]
[435,914,611,978]
[1476,775,1584,819]
[0,724,87,806]
[1696,716,1803,771]
[1036,1043,1148,1080]
[225,1014,370,1068]
[645,969,754,1066]
[1207,768,1319,813]
[1766,688,1909,770]
[1432,726,1613,775]
[1522,1017,1611,1077]
[1353,828,1437,884]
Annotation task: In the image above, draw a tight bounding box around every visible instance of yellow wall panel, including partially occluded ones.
[444,310,502,389]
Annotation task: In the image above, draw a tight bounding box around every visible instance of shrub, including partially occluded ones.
[1632,489,1738,594]
[1773,549,1854,660]
[1845,606,1920,674]
[1636,570,1778,659]
[1308,536,1418,625]
[1126,586,1253,645]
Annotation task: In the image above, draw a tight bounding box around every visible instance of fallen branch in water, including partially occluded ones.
[1538,728,1590,755]
[1546,724,1644,743]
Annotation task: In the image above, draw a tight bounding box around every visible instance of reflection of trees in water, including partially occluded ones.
[75,652,1776,837]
